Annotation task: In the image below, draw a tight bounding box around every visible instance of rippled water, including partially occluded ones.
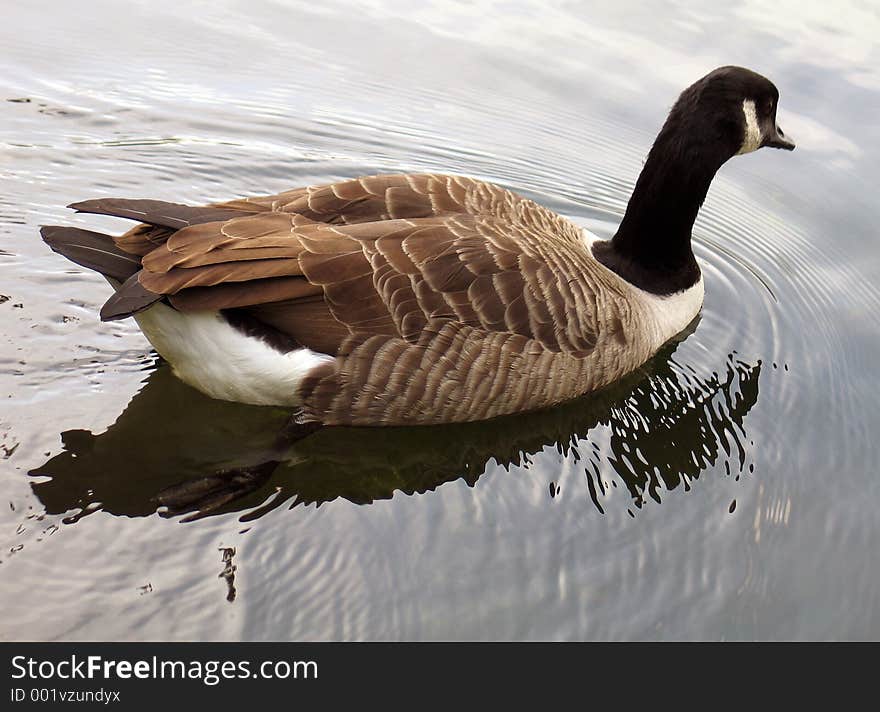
[2,0,879,640]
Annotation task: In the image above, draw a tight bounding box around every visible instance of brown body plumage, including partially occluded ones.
[66,174,667,425]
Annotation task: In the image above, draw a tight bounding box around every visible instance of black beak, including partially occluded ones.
[764,123,795,151]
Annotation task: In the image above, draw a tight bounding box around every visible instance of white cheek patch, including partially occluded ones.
[737,99,762,155]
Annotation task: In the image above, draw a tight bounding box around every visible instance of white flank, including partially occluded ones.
[134,303,334,406]
[737,99,762,155]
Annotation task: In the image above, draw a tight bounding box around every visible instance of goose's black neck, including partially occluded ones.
[593,116,735,295]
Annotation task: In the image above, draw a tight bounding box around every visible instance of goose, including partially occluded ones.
[42,66,794,435]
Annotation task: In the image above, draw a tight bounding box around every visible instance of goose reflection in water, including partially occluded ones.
[28,330,762,523]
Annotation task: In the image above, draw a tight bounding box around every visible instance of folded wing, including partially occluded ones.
[129,198,606,359]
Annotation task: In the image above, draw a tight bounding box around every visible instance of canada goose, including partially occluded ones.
[42,66,794,432]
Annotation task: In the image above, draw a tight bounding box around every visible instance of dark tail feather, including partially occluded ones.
[40,226,141,282]
[100,272,163,321]
[67,198,249,230]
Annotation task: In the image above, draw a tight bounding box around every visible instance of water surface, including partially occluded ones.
[1,0,879,640]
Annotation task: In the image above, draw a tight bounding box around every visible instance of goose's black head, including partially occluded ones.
[666,65,795,161]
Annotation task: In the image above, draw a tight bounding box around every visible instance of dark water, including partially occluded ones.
[2,1,879,640]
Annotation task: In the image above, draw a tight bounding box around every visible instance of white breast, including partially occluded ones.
[581,228,704,349]
[133,303,333,406]
[630,276,705,349]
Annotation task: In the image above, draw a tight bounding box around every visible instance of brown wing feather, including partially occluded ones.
[69,198,253,229]
[223,173,532,225]
[242,298,354,356]
[169,278,322,311]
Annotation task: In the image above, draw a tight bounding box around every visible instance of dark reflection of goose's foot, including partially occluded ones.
[156,461,280,522]
[155,412,322,522]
